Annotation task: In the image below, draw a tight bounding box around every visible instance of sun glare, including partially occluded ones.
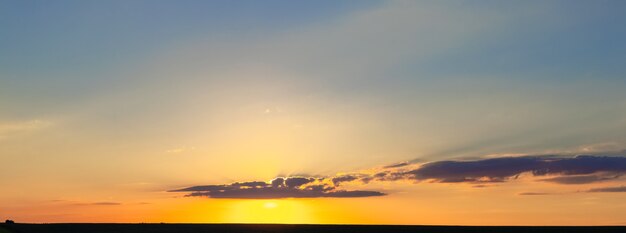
[225,199,313,223]
[263,202,278,209]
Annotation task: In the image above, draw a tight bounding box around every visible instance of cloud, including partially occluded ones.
[46,199,123,206]
[170,176,385,199]
[90,202,122,206]
[271,178,285,188]
[184,188,385,199]
[331,175,359,186]
[588,186,626,193]
[169,154,626,199]
[400,155,626,183]
[538,174,620,184]
[284,177,315,188]
[170,185,230,192]
[70,201,122,206]
[231,181,268,188]
[405,156,540,183]
[518,192,552,196]
[329,154,626,186]
[384,162,410,168]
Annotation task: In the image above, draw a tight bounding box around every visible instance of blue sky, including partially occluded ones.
[2,0,625,119]
[1,0,379,117]
[2,0,626,171]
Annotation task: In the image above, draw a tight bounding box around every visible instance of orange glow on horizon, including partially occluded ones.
[224,199,314,224]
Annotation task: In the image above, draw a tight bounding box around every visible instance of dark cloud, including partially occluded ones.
[185,188,385,199]
[406,156,542,183]
[538,174,620,184]
[323,190,385,198]
[284,177,315,188]
[588,186,626,193]
[384,162,410,168]
[370,171,408,182]
[331,175,359,185]
[169,155,626,199]
[231,181,267,188]
[403,155,626,183]
[271,177,285,188]
[307,184,334,192]
[537,155,626,175]
[171,177,385,199]
[169,185,230,192]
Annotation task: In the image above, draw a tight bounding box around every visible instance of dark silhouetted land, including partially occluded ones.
[1,223,626,233]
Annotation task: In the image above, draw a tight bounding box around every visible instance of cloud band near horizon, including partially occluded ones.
[169,176,386,199]
[170,154,626,199]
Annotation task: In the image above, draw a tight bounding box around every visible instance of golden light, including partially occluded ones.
[263,201,278,209]
[224,199,314,224]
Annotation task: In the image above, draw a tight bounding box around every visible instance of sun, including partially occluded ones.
[263,202,278,209]
[224,199,314,223]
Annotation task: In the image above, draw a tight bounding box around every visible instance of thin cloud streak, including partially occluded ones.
[518,192,553,196]
[588,186,626,193]
[538,174,621,185]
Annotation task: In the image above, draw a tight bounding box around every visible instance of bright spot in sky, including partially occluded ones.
[264,202,278,209]
[225,200,312,223]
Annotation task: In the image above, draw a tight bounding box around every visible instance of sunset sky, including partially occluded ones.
[2,0,626,225]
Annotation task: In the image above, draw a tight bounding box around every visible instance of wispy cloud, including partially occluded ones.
[538,174,621,185]
[588,186,626,193]
[47,199,123,206]
[89,202,122,206]
[384,162,410,169]
[59,201,124,206]
[518,192,553,196]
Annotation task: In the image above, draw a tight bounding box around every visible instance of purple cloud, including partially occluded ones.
[170,177,385,199]
[402,155,626,184]
[588,186,626,193]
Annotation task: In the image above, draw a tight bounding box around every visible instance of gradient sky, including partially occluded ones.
[2,0,626,225]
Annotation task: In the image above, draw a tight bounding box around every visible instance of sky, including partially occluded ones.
[2,0,626,225]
